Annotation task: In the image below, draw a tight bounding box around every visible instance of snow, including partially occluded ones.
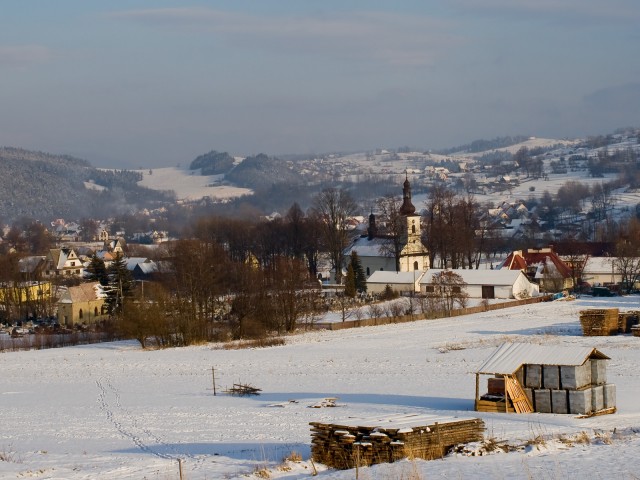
[1,295,640,479]
[135,166,253,201]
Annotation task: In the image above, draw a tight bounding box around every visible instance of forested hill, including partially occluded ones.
[0,147,174,223]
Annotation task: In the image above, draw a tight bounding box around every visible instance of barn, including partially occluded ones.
[475,342,615,416]
[366,270,424,295]
[420,269,539,299]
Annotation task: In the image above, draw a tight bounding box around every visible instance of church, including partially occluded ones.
[344,176,430,277]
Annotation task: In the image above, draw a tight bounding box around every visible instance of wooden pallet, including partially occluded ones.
[505,375,533,413]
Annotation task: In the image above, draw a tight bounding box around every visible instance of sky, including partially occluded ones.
[1,1,639,168]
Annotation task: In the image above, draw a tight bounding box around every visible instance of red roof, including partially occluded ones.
[501,248,573,278]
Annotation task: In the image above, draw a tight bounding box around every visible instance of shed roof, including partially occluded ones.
[477,342,609,375]
[420,269,524,286]
[367,270,424,285]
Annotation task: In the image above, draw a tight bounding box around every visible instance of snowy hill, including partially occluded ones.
[2,296,640,478]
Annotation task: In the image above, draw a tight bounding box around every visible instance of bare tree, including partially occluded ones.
[424,271,469,315]
[311,188,358,283]
[375,194,404,271]
[614,219,640,294]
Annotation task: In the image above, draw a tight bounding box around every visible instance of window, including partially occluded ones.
[71,262,75,266]
[424,286,435,293]
[79,309,83,319]
[366,267,370,276]
[452,286,461,293]
[413,261,419,270]
[412,225,416,234]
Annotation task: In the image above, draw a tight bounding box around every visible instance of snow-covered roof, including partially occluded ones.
[477,342,609,375]
[345,236,393,258]
[420,269,524,286]
[367,270,424,284]
[584,257,616,274]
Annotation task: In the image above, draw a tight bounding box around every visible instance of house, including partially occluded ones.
[18,256,47,279]
[124,257,159,280]
[581,257,621,286]
[366,270,424,294]
[57,282,108,326]
[420,269,539,299]
[500,247,573,292]
[104,237,126,255]
[44,248,83,278]
[475,342,615,415]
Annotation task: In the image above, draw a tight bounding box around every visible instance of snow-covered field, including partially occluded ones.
[136,166,253,201]
[2,296,640,479]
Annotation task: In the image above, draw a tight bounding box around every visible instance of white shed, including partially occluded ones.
[420,269,538,299]
[366,270,425,294]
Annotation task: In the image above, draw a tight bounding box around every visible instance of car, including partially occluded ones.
[592,286,615,297]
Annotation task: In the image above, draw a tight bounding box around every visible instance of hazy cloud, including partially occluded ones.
[109,8,458,67]
[0,45,52,67]
[584,83,640,111]
[448,0,640,23]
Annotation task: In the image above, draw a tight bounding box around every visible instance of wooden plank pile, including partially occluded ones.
[619,311,640,333]
[580,308,619,336]
[310,414,484,469]
[224,383,261,396]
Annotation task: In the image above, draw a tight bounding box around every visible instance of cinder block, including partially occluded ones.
[561,363,591,390]
[526,364,542,388]
[591,359,607,385]
[534,389,551,413]
[543,365,560,390]
[592,385,604,412]
[523,388,534,409]
[569,388,592,415]
[603,384,616,409]
[551,390,569,414]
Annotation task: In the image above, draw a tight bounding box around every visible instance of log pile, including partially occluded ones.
[310,414,484,469]
[618,311,640,333]
[579,308,619,336]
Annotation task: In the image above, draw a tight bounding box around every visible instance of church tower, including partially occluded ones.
[398,174,429,272]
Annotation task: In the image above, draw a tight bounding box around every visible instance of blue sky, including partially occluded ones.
[1,1,639,168]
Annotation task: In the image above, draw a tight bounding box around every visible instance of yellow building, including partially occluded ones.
[57,282,109,326]
[0,281,52,303]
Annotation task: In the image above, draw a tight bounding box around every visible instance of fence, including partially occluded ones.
[314,295,552,331]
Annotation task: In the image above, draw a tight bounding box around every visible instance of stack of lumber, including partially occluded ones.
[310,414,484,469]
[580,308,619,336]
[619,311,640,333]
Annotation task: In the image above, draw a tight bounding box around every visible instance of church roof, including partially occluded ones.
[345,236,393,258]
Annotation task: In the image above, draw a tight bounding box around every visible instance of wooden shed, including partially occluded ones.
[310,413,484,470]
[475,342,615,416]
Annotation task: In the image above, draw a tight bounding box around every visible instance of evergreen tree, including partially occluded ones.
[85,254,109,286]
[350,251,367,293]
[344,264,356,298]
[105,253,134,315]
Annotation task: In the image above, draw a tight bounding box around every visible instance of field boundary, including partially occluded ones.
[314,295,552,331]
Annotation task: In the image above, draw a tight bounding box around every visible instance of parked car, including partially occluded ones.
[592,286,615,297]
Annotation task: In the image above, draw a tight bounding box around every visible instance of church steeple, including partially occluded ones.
[367,209,377,240]
[399,172,416,216]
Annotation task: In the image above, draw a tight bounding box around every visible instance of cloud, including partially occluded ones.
[447,0,640,23]
[583,83,640,110]
[0,45,53,67]
[108,8,459,68]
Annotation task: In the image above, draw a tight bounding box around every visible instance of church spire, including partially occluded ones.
[399,172,416,216]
